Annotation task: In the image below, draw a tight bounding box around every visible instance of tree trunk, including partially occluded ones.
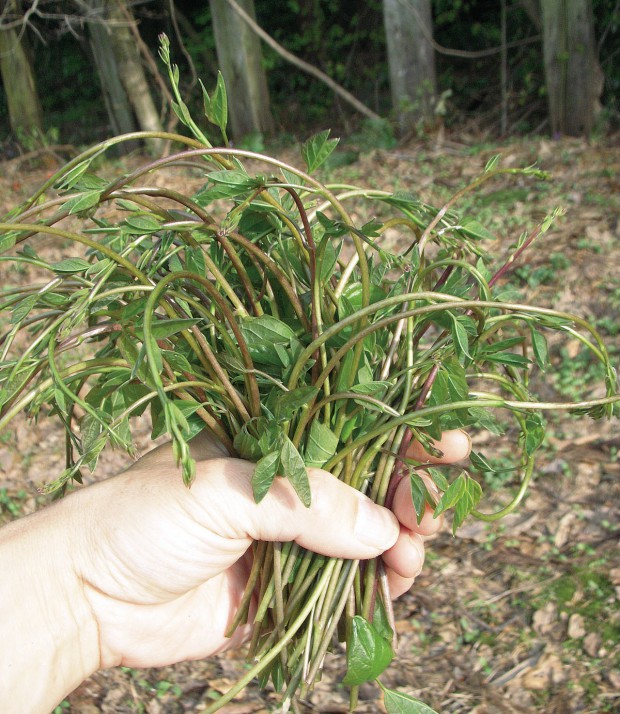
[383,0,437,133]
[541,0,603,136]
[209,0,274,140]
[106,0,163,135]
[85,0,137,138]
[0,1,43,140]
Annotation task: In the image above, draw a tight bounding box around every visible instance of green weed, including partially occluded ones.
[0,488,29,522]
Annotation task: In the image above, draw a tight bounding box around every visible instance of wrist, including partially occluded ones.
[0,495,100,713]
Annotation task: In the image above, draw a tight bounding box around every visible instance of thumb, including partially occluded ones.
[194,458,399,560]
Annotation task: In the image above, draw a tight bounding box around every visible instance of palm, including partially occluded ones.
[79,440,256,668]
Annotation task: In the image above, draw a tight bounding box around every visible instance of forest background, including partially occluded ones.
[0,0,618,152]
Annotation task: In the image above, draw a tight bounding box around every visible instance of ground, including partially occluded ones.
[0,132,619,713]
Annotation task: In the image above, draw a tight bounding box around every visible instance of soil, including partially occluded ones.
[1,132,619,713]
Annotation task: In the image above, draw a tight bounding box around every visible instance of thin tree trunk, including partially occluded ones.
[86,0,137,138]
[107,0,163,136]
[0,1,43,139]
[541,0,603,136]
[383,0,437,133]
[209,0,274,140]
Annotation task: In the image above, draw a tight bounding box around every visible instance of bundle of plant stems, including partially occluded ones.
[1,39,618,713]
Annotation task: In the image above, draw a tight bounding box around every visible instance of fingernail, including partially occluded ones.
[354,497,398,551]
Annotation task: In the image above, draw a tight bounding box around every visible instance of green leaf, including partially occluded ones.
[53,385,67,414]
[123,214,162,234]
[524,413,545,455]
[258,658,284,692]
[151,399,202,440]
[428,358,469,407]
[484,154,501,172]
[201,72,228,136]
[51,257,91,273]
[301,129,339,173]
[117,333,149,383]
[274,343,290,367]
[369,600,393,647]
[433,472,466,518]
[240,315,297,366]
[10,294,38,324]
[161,349,193,374]
[451,315,472,361]
[530,327,549,369]
[340,282,386,313]
[54,158,95,191]
[317,234,341,283]
[453,475,483,533]
[72,172,107,191]
[117,382,151,415]
[168,253,183,273]
[409,473,433,524]
[207,169,254,189]
[258,420,283,456]
[280,435,311,507]
[484,352,531,368]
[340,412,359,441]
[469,450,495,473]
[481,337,525,355]
[83,433,107,472]
[65,190,102,215]
[80,412,103,453]
[316,211,349,237]
[349,381,391,398]
[0,231,18,252]
[171,98,192,127]
[85,259,114,278]
[467,407,505,435]
[427,466,449,493]
[460,219,496,242]
[272,386,318,421]
[252,451,280,503]
[185,246,206,277]
[539,314,572,330]
[136,318,199,341]
[383,688,438,714]
[304,420,339,468]
[234,426,262,461]
[342,616,393,686]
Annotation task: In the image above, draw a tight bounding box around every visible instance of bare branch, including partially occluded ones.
[223,0,381,122]
[400,0,541,59]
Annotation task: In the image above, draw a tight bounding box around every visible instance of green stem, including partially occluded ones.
[418,166,547,251]
[13,131,210,213]
[203,560,339,713]
[0,223,150,284]
[143,271,260,420]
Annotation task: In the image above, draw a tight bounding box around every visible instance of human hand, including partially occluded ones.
[68,429,469,670]
[0,428,470,714]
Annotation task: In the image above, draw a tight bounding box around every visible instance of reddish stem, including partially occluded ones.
[282,186,321,380]
[488,225,542,288]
